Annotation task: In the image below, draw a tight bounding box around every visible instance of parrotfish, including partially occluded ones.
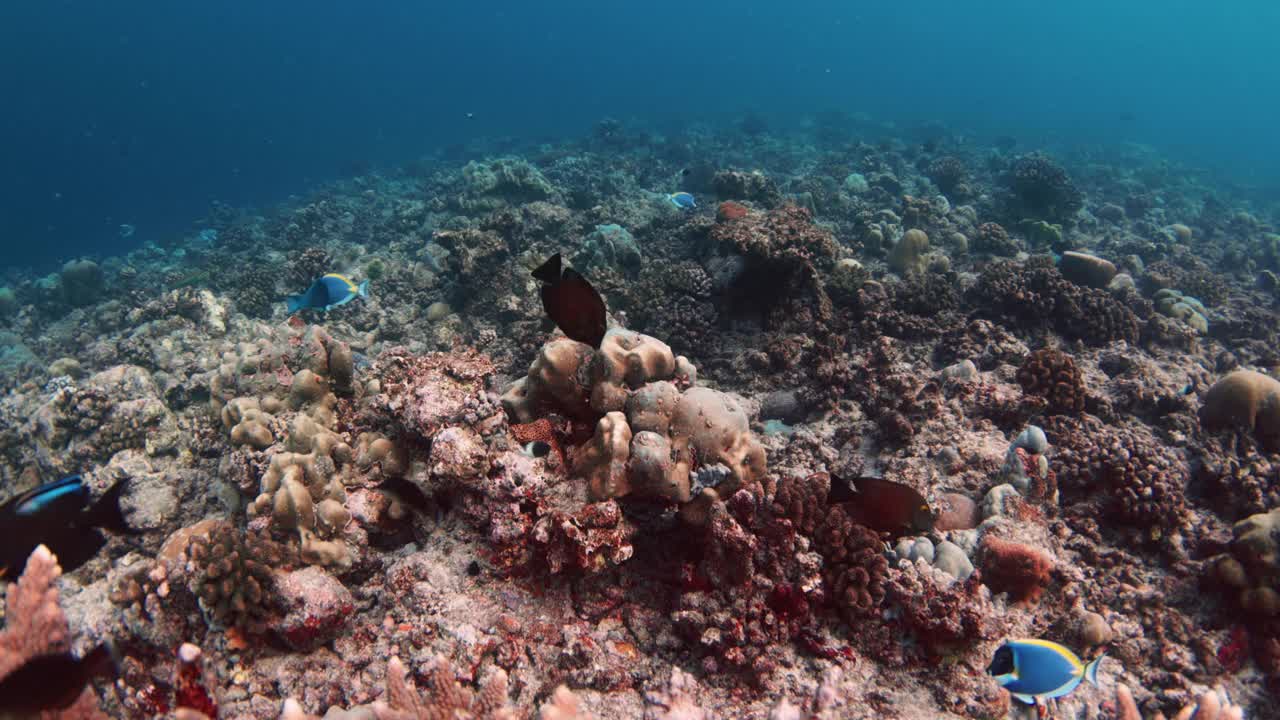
[987,639,1105,706]
[286,273,370,314]
[0,643,119,714]
[668,192,697,209]
[0,475,135,577]
[828,474,934,536]
[532,253,607,348]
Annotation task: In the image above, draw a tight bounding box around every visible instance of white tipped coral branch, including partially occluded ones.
[0,544,107,719]
[1115,683,1245,720]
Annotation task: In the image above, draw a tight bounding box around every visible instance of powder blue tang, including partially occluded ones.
[987,639,1105,706]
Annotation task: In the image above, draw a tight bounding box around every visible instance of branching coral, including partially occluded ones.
[0,545,107,719]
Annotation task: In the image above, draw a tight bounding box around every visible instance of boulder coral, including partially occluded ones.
[216,326,362,567]
[504,327,765,524]
[1200,370,1280,451]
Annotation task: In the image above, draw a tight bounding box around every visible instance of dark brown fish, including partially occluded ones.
[829,474,934,535]
[0,643,118,714]
[532,253,607,348]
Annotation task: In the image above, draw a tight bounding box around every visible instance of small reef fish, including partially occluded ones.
[118,223,135,239]
[532,253,607,348]
[987,639,1105,706]
[286,274,370,314]
[828,474,934,535]
[0,475,135,577]
[668,192,697,209]
[522,441,552,458]
[0,643,119,714]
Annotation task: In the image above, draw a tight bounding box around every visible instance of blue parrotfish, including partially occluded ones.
[668,192,697,209]
[0,475,135,577]
[987,639,1105,706]
[286,273,370,314]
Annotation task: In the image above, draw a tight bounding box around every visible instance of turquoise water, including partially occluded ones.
[2,0,1276,270]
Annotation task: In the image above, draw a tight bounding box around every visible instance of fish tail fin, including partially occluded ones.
[286,294,304,314]
[84,478,135,535]
[358,280,370,298]
[1083,653,1105,687]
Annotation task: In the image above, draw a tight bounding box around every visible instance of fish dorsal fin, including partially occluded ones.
[323,274,358,292]
[9,475,86,517]
[532,254,563,284]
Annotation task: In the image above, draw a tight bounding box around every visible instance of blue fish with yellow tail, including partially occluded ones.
[987,639,1104,706]
[668,192,696,209]
[286,273,369,314]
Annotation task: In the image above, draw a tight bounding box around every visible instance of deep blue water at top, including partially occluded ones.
[2,1,1277,273]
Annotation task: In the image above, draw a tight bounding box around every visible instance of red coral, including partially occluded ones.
[717,201,750,222]
[1218,625,1249,674]
[979,536,1053,603]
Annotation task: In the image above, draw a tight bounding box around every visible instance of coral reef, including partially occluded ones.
[2,117,1276,718]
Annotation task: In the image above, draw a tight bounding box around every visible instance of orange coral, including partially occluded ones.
[979,536,1053,603]
[717,201,750,222]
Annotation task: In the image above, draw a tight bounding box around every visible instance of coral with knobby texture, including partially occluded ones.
[0,545,107,719]
[1145,258,1230,307]
[1048,415,1189,535]
[926,156,969,195]
[672,488,824,681]
[1195,445,1280,520]
[816,507,889,620]
[969,257,1141,346]
[1006,152,1083,223]
[506,329,762,522]
[589,329,677,413]
[972,221,1023,257]
[182,520,286,632]
[1200,369,1280,451]
[502,338,596,424]
[1017,347,1086,415]
[1211,507,1280,617]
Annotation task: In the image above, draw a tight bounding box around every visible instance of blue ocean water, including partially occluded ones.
[2,1,1276,272]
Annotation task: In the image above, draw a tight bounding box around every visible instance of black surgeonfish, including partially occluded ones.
[532,253,608,348]
[0,642,119,713]
[828,474,934,536]
[0,475,135,578]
